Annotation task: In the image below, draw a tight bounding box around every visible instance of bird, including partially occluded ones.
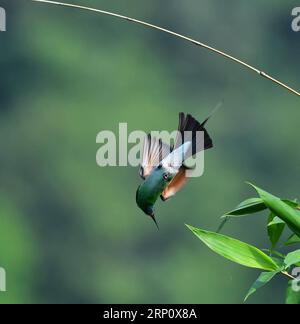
[136,112,214,229]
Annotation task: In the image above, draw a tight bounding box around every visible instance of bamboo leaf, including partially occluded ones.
[249,184,300,237]
[282,199,299,209]
[186,225,280,271]
[267,213,285,249]
[271,257,285,269]
[244,271,279,302]
[262,249,286,259]
[284,250,300,268]
[285,234,300,246]
[223,198,266,217]
[223,197,298,218]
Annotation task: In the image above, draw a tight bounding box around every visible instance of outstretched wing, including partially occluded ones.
[160,166,189,201]
[139,134,171,179]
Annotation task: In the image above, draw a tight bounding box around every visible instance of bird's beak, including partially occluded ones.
[150,214,159,230]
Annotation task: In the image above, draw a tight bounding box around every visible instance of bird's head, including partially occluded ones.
[136,186,159,230]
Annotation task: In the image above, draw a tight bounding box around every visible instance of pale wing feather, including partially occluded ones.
[139,134,170,179]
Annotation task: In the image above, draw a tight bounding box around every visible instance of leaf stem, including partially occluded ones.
[32,0,300,98]
[281,271,296,280]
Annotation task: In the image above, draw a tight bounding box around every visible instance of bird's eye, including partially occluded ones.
[163,173,169,180]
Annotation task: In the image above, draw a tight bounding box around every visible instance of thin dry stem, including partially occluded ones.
[32,0,300,97]
[282,271,296,281]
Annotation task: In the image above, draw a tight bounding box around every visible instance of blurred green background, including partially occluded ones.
[0,0,299,304]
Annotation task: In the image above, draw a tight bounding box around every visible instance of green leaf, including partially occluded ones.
[244,271,279,302]
[283,199,300,209]
[268,216,285,227]
[262,249,286,259]
[286,280,300,304]
[249,183,300,237]
[223,198,266,217]
[284,250,300,268]
[285,234,300,246]
[271,257,285,269]
[223,197,298,218]
[186,225,280,271]
[267,213,285,249]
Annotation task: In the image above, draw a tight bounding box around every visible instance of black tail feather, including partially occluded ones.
[175,112,213,158]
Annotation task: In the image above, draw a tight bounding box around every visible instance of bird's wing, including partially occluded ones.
[160,166,189,201]
[139,134,171,179]
[140,111,214,180]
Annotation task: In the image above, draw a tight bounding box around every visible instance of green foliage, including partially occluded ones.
[285,234,300,246]
[244,272,279,302]
[250,184,300,237]
[267,213,285,250]
[187,225,279,271]
[223,198,266,217]
[224,198,299,218]
[189,183,300,303]
[284,250,300,268]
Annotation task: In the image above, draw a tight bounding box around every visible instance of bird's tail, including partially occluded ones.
[174,102,222,159]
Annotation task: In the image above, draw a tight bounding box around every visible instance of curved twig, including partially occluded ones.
[32,0,300,97]
[281,271,296,281]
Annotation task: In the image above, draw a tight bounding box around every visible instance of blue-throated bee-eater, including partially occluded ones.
[136,112,213,229]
